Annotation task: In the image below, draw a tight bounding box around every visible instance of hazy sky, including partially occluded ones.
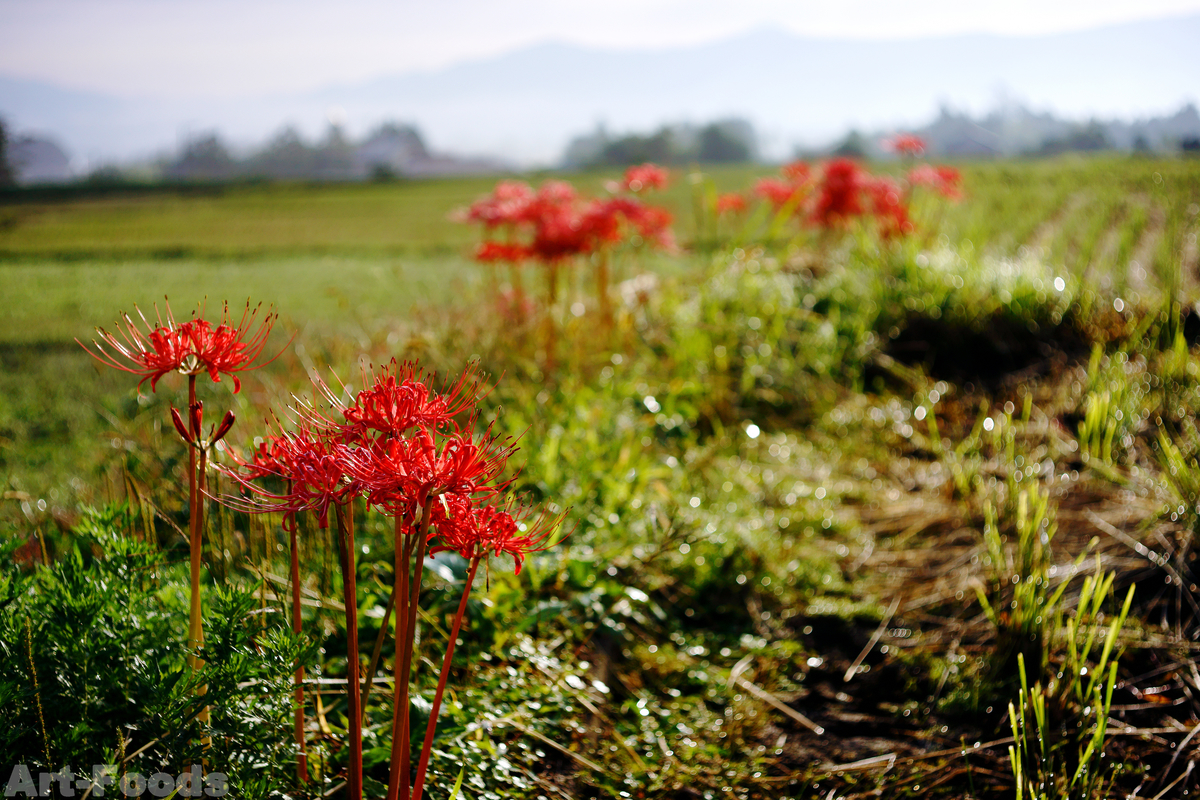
[3,0,1200,98]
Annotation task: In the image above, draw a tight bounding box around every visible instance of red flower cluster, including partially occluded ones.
[753,177,802,210]
[463,165,675,265]
[866,176,915,239]
[811,158,867,227]
[715,192,748,215]
[228,361,559,571]
[907,164,963,200]
[82,301,279,392]
[751,156,961,240]
[887,133,927,157]
[620,163,669,193]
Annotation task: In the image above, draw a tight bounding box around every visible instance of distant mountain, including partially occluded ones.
[1,14,1198,166]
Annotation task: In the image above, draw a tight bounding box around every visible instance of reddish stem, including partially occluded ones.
[289,510,309,784]
[385,517,414,800]
[336,501,362,800]
[186,375,201,669]
[412,557,481,800]
[386,497,432,800]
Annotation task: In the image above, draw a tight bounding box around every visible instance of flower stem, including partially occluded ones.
[412,557,480,800]
[361,569,399,723]
[289,509,309,785]
[597,248,612,328]
[336,500,362,800]
[385,521,413,800]
[184,375,210,750]
[386,497,433,800]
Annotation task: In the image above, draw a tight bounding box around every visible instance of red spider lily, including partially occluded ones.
[584,197,676,251]
[465,180,535,228]
[229,433,294,480]
[336,360,487,441]
[82,300,279,392]
[430,495,565,574]
[224,423,356,528]
[627,203,676,250]
[621,163,669,193]
[888,133,927,157]
[474,241,529,263]
[866,177,915,239]
[812,158,867,228]
[350,423,518,510]
[753,177,802,210]
[908,164,963,200]
[715,193,747,215]
[780,160,813,184]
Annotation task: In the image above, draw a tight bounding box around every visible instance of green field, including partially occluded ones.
[3,156,1200,799]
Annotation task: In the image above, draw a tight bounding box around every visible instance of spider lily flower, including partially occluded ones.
[430,495,567,574]
[780,160,813,185]
[887,133,927,157]
[812,158,867,228]
[753,177,803,210]
[337,360,488,441]
[223,422,357,528]
[867,177,915,239]
[715,193,747,215]
[81,300,280,392]
[465,180,535,228]
[908,164,964,200]
[620,163,669,194]
[474,241,529,263]
[350,422,518,510]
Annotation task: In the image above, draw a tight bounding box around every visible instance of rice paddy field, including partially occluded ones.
[3,155,1200,799]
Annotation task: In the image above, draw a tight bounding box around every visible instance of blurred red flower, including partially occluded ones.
[908,164,963,200]
[888,134,927,157]
[715,193,747,215]
[811,158,866,228]
[621,163,669,193]
[866,177,915,239]
[753,177,800,210]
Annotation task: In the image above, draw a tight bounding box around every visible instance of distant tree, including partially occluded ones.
[561,124,609,168]
[831,130,868,158]
[354,122,429,178]
[1033,121,1111,156]
[566,119,758,168]
[0,117,15,187]
[313,123,355,180]
[1182,136,1200,154]
[597,128,679,166]
[245,126,316,180]
[85,165,129,186]
[696,121,754,163]
[165,133,237,181]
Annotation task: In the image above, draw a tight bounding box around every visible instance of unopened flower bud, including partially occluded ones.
[189,401,204,438]
[170,407,194,444]
[212,410,236,444]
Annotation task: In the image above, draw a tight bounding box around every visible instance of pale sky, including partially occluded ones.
[2,0,1200,98]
